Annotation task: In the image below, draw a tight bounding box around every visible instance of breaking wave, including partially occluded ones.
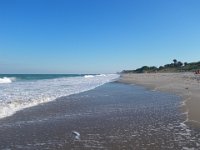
[0,74,119,119]
[84,75,95,78]
[0,77,16,84]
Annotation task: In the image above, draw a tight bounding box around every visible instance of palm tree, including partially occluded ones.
[173,59,178,67]
[173,59,177,64]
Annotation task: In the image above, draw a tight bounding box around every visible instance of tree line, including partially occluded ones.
[122,60,200,73]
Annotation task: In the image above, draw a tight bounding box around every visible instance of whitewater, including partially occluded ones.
[0,74,119,119]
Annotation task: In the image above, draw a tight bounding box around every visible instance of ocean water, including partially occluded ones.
[0,74,119,119]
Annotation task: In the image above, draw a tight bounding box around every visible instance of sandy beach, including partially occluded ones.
[120,72,200,127]
[1,82,200,149]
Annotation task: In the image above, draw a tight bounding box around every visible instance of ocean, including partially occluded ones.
[0,74,119,119]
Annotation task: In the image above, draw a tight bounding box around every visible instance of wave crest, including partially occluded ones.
[0,77,15,84]
[84,75,95,78]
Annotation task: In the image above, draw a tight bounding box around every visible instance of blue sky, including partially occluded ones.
[0,0,200,73]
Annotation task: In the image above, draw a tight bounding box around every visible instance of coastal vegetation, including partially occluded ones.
[122,60,200,73]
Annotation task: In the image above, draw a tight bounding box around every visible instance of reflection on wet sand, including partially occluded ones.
[0,82,200,149]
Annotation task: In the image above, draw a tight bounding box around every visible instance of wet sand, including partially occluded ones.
[0,82,200,149]
[120,73,200,127]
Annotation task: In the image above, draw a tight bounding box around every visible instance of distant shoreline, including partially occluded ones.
[119,72,200,128]
[122,60,200,73]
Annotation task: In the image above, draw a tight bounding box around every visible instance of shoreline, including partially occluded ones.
[0,82,200,149]
[119,72,200,127]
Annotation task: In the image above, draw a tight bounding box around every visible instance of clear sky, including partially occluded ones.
[0,0,200,74]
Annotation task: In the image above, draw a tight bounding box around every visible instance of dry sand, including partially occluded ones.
[120,72,200,127]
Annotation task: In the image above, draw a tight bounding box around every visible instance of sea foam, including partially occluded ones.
[0,77,15,84]
[84,75,95,78]
[0,74,119,119]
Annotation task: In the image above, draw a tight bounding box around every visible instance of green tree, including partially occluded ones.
[177,61,183,67]
[173,59,177,65]
[184,62,188,66]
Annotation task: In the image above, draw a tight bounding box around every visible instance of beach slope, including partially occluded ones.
[120,73,200,127]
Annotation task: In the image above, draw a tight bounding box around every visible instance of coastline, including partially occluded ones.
[119,72,200,127]
[0,82,200,149]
